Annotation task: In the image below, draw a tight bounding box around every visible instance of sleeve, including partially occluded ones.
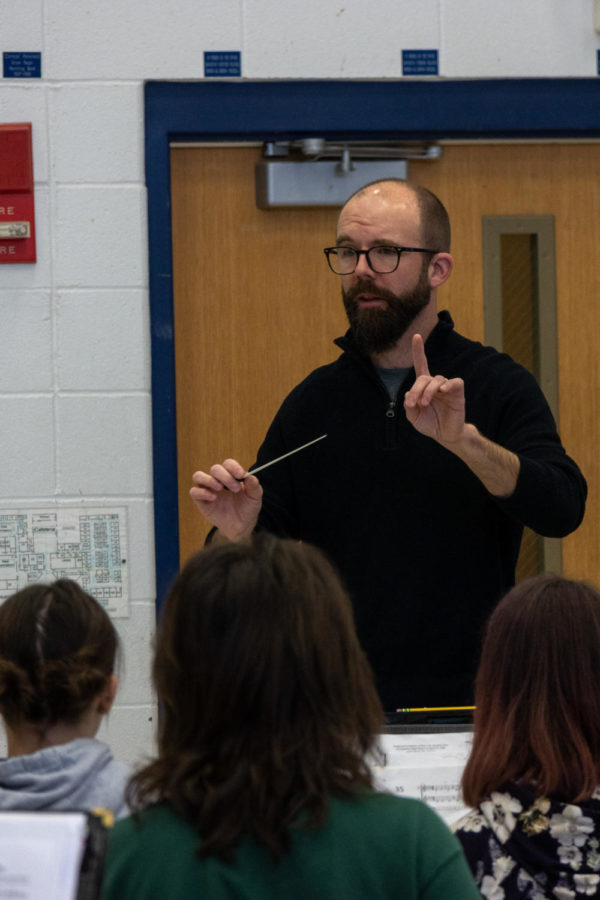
[204,393,305,545]
[476,359,587,537]
[101,820,137,900]
[421,851,482,900]
[414,805,482,900]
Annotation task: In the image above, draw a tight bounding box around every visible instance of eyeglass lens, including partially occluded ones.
[328,246,401,274]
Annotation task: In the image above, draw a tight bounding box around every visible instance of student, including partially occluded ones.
[0,579,128,818]
[453,574,600,898]
[103,535,480,899]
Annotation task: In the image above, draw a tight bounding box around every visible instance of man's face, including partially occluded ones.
[342,260,431,355]
[336,186,434,355]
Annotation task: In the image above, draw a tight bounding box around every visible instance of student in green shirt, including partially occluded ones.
[102,535,479,899]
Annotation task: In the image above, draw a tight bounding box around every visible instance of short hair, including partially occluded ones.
[0,579,118,727]
[341,178,451,252]
[128,534,384,861]
[461,574,600,806]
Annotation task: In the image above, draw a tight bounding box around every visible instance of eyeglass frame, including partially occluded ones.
[323,245,440,275]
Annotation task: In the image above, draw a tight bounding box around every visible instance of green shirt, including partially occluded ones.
[102,792,480,899]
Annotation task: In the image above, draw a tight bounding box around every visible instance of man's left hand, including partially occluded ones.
[404,333,465,446]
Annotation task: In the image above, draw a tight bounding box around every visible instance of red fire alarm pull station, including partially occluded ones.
[0,123,36,263]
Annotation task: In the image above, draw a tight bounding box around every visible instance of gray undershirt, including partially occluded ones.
[375,365,411,400]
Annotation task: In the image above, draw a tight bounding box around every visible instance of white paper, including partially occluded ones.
[371,730,473,824]
[0,812,87,900]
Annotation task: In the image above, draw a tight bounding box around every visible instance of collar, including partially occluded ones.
[334,310,455,365]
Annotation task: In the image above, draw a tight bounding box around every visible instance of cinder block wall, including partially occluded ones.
[0,0,598,765]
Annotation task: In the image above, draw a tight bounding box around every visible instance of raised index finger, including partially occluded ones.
[411,333,430,378]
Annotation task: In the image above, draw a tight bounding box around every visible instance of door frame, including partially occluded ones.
[145,78,600,607]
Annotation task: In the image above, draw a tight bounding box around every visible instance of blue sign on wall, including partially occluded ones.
[402,50,438,76]
[204,52,242,78]
[3,52,42,78]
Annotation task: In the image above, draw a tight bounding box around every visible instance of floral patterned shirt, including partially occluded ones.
[452,782,600,899]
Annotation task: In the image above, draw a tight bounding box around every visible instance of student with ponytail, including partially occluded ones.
[0,579,128,818]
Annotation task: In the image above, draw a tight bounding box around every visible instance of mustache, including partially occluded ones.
[343,280,400,304]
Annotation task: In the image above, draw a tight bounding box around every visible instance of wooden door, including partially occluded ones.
[171,146,343,559]
[171,143,599,580]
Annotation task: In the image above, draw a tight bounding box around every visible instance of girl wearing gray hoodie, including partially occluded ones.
[0,579,128,820]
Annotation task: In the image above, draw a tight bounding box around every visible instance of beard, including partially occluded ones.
[342,264,431,355]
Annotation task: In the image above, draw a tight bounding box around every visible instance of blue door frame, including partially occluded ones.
[145,78,600,608]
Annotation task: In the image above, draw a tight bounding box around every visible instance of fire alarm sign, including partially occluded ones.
[0,123,36,263]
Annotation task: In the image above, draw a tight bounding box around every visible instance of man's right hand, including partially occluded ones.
[190,459,263,542]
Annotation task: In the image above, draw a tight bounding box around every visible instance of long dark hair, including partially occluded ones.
[128,534,384,860]
[462,574,600,806]
[0,579,118,727]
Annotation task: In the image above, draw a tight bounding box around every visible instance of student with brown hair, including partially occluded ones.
[0,579,128,818]
[103,534,480,899]
[453,574,600,898]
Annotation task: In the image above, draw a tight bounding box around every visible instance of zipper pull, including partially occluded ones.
[386,400,396,419]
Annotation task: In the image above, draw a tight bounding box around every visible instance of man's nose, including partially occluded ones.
[354,251,375,277]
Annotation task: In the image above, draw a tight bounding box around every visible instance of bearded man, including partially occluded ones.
[190,179,587,715]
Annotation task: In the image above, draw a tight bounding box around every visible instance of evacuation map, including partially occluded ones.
[0,508,129,617]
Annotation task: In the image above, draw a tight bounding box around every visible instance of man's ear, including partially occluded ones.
[428,252,453,288]
[96,674,118,716]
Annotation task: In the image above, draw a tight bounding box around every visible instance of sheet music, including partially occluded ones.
[371,730,473,824]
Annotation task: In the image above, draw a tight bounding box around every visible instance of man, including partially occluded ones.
[190,179,586,713]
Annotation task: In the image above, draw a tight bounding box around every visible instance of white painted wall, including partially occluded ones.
[0,0,598,766]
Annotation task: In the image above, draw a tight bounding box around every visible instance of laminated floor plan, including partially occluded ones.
[0,508,129,617]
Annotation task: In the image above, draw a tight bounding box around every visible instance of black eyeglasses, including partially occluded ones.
[323,245,439,275]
